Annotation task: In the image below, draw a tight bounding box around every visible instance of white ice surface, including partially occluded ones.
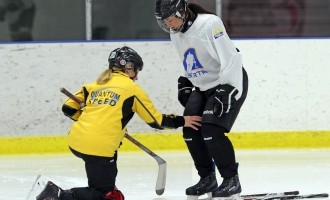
[0,149,329,200]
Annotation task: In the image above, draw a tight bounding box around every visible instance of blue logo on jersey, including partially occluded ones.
[183,48,203,72]
[183,48,208,78]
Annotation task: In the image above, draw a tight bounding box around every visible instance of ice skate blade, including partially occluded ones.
[187,192,212,200]
[212,194,242,200]
[26,175,51,200]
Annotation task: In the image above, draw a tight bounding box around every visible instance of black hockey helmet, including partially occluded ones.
[155,0,188,33]
[108,46,143,72]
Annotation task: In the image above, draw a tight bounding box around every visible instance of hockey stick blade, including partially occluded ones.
[242,191,299,199]
[60,87,167,195]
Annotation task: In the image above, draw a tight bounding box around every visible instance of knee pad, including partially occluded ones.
[201,123,226,138]
[183,127,204,149]
[183,127,201,138]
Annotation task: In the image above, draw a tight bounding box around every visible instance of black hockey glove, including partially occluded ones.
[213,84,238,117]
[178,76,193,107]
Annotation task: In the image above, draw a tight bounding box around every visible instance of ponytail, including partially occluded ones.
[96,69,112,85]
[188,3,216,15]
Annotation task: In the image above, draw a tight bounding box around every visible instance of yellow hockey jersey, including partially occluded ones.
[62,71,184,157]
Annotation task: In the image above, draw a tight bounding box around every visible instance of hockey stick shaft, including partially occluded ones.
[60,88,85,107]
[60,87,166,195]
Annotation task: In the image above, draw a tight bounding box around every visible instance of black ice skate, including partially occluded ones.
[186,172,218,200]
[36,181,63,200]
[212,174,242,200]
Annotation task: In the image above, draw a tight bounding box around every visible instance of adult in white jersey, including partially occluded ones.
[155,0,249,199]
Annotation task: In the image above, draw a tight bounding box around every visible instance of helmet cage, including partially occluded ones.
[108,46,143,72]
[155,0,187,33]
[156,12,186,33]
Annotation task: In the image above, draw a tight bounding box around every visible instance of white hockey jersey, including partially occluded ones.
[170,14,243,99]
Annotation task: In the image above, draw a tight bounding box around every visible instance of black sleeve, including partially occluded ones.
[148,115,184,129]
[62,104,79,120]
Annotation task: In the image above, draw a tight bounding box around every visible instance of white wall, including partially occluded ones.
[0,39,329,136]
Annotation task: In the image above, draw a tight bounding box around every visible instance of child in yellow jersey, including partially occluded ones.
[35,46,202,200]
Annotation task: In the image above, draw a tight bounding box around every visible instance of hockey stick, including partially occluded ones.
[60,87,166,195]
[242,191,299,199]
[285,193,329,199]
[258,193,329,200]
